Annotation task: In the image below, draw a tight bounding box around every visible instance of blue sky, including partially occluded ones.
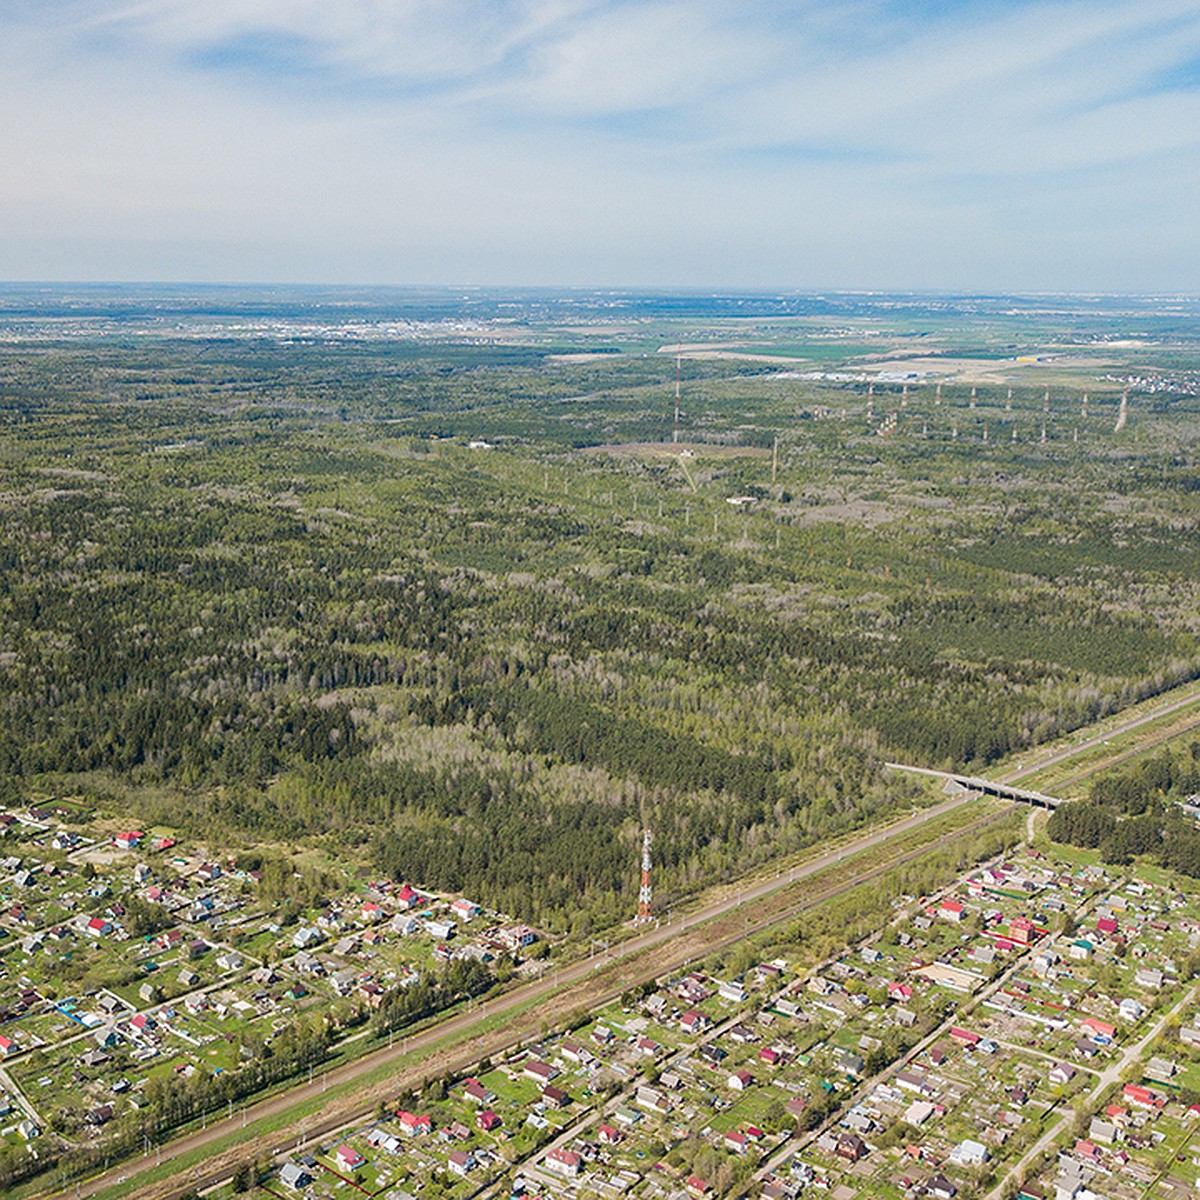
[2,0,1199,289]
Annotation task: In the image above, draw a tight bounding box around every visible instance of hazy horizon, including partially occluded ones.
[4,2,1200,291]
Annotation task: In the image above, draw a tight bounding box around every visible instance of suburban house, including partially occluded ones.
[1049,1063,1076,1085]
[396,1110,432,1136]
[927,1173,957,1199]
[545,1148,581,1178]
[447,1148,475,1177]
[636,1084,671,1115]
[1123,1083,1163,1110]
[1080,1017,1116,1043]
[836,1133,869,1162]
[365,1129,401,1155]
[463,1078,495,1105]
[948,1139,989,1166]
[280,1162,313,1190]
[334,1144,366,1171]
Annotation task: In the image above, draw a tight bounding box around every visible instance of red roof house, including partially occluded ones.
[396,1110,431,1136]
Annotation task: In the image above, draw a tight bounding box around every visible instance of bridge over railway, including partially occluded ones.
[885,762,1066,809]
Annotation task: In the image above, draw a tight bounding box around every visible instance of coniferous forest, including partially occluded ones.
[1,287,1198,931]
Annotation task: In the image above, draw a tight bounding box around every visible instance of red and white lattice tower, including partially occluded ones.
[637,829,653,923]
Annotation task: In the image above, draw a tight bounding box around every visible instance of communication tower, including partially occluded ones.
[637,829,653,923]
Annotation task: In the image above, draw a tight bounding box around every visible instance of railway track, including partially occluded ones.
[63,800,1011,1200]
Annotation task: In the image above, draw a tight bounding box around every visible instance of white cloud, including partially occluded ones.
[1,1,1199,286]
[716,1,1200,168]
[507,2,768,115]
[73,0,591,85]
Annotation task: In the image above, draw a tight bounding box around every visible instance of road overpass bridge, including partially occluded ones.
[885,762,1066,809]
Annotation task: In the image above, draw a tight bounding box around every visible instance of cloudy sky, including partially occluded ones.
[2,0,1199,289]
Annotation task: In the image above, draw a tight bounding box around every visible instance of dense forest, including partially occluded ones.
[1,300,1198,929]
[1048,743,1200,874]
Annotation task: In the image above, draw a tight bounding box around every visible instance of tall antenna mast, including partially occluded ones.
[673,346,682,444]
[637,829,653,924]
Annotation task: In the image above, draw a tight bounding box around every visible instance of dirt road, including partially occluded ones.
[984,979,1200,1200]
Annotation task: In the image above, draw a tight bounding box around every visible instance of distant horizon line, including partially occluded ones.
[0,281,1197,301]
